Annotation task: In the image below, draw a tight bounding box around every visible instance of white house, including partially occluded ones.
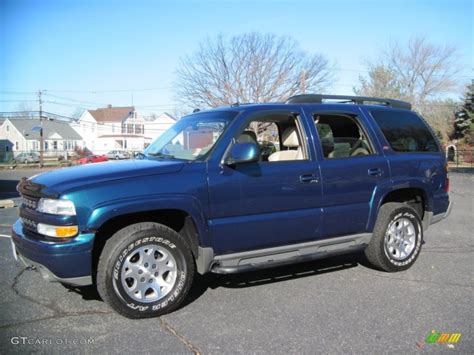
[143,112,177,140]
[0,118,82,161]
[72,106,176,154]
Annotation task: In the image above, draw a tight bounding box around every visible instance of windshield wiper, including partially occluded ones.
[146,152,175,159]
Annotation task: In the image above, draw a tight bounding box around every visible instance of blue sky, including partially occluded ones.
[0,0,472,116]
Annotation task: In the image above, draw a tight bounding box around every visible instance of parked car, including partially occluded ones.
[13,152,40,164]
[12,94,452,319]
[106,150,129,160]
[77,154,108,164]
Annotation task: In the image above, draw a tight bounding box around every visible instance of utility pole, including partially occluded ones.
[300,69,306,94]
[38,90,44,168]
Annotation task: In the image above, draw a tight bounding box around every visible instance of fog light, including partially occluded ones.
[37,223,78,238]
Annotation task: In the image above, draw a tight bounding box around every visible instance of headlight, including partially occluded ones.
[37,198,76,216]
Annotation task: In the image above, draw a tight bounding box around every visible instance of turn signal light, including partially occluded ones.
[37,223,78,238]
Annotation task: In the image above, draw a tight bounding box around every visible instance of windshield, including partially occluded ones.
[144,111,238,161]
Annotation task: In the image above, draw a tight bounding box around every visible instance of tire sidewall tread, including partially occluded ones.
[97,222,195,319]
[365,202,423,272]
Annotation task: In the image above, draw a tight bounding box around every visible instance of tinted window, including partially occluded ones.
[314,114,374,159]
[371,110,439,152]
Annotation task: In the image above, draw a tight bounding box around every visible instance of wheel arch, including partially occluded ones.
[88,198,209,278]
[368,185,431,232]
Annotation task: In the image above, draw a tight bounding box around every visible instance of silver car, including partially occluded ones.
[13,152,40,164]
[106,150,129,160]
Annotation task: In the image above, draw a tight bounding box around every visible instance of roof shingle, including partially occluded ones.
[7,118,82,140]
[88,106,135,123]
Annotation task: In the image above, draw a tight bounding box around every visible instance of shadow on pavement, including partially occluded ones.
[182,252,369,308]
[66,252,370,309]
[0,180,20,199]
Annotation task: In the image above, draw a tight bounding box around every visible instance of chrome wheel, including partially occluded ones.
[384,217,416,261]
[120,244,177,303]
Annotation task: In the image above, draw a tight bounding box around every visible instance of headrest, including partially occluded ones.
[282,128,299,148]
[239,130,257,144]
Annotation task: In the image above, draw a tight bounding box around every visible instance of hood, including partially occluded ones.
[24,159,185,196]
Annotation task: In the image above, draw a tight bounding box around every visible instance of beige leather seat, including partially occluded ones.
[268,127,303,162]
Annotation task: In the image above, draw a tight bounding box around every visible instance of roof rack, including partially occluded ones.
[286,94,412,110]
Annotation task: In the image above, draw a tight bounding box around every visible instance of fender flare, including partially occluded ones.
[86,194,210,247]
[367,178,432,231]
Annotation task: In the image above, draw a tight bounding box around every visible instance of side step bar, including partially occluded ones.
[211,234,372,274]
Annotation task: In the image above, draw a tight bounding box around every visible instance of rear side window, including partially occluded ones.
[371,110,439,152]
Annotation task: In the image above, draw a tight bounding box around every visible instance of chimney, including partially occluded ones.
[107,104,112,109]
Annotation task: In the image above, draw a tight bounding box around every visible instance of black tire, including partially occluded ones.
[115,156,119,160]
[365,202,423,272]
[97,222,195,318]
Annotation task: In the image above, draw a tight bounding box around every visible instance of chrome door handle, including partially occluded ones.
[368,168,383,177]
[300,174,319,183]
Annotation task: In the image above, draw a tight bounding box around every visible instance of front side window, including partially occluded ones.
[238,113,306,162]
[145,111,237,161]
[371,110,439,152]
[314,114,374,159]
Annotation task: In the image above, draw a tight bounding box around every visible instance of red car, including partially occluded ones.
[77,154,108,164]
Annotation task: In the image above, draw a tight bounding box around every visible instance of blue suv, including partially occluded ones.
[11,94,452,318]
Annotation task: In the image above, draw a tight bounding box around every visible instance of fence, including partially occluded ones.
[447,149,474,168]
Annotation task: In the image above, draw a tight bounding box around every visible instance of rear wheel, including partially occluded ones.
[365,203,423,272]
[97,222,195,318]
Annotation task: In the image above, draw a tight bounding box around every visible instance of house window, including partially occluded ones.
[15,142,18,150]
[6,125,9,132]
[53,141,58,150]
[135,125,144,134]
[124,140,128,149]
[45,141,49,150]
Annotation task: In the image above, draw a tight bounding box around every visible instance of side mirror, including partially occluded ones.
[225,142,260,165]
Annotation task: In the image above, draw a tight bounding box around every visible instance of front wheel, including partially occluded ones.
[97,222,195,318]
[365,202,423,272]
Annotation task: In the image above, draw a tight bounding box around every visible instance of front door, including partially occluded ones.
[207,109,323,255]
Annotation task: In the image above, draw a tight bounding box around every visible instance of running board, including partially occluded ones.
[211,234,372,274]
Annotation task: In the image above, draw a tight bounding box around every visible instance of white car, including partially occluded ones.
[106,150,129,160]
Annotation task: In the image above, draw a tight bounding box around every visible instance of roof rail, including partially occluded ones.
[286,94,412,110]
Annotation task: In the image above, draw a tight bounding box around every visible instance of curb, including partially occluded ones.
[0,200,15,209]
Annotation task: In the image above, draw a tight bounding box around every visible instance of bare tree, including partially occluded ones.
[354,65,407,100]
[355,37,462,105]
[15,102,35,118]
[71,107,84,120]
[355,37,464,141]
[175,33,334,108]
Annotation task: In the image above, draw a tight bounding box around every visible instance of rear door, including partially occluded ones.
[302,106,391,238]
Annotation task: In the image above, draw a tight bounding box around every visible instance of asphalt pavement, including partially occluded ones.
[0,168,472,354]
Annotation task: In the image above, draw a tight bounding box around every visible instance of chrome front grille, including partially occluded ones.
[21,217,37,232]
[21,195,38,210]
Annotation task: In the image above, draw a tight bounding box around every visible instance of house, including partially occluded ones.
[72,106,176,154]
[73,105,147,153]
[0,118,82,160]
[143,112,176,142]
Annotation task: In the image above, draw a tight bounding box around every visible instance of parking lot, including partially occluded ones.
[0,169,472,354]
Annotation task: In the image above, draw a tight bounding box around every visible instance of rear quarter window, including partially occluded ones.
[370,110,439,152]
